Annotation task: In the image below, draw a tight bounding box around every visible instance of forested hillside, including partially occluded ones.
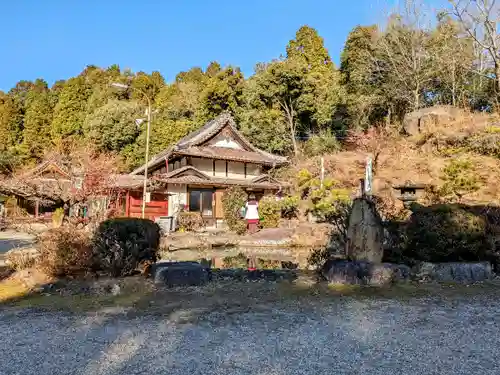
[1,0,499,174]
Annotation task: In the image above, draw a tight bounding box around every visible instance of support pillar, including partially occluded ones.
[125,190,131,217]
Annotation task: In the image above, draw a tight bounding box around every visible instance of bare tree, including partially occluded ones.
[449,0,500,95]
[373,0,436,113]
[0,147,120,219]
[430,15,474,106]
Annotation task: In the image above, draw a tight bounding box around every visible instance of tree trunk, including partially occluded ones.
[385,106,392,128]
[413,85,420,111]
[289,116,298,157]
[281,100,299,157]
[495,62,500,99]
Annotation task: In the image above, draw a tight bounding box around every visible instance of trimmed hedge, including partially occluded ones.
[92,218,160,277]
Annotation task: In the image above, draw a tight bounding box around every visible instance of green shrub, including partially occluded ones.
[309,179,351,222]
[222,187,247,234]
[37,228,93,277]
[280,195,300,219]
[385,204,496,265]
[302,130,340,157]
[177,211,204,232]
[259,196,281,228]
[91,218,160,277]
[440,159,481,201]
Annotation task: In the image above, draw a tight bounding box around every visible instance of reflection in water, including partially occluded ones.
[199,253,299,270]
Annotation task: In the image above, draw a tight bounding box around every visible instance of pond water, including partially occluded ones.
[161,247,305,270]
[200,253,299,270]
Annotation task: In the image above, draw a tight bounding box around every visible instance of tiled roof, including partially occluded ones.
[113,174,145,189]
[129,113,287,176]
[154,175,284,190]
[23,158,71,179]
[172,146,285,165]
[161,165,211,179]
[152,165,287,189]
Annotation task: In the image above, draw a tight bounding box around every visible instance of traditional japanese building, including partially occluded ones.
[127,112,288,226]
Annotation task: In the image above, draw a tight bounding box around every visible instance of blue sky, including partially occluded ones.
[0,0,447,91]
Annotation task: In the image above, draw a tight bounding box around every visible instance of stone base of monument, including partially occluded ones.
[152,261,211,287]
[412,262,493,283]
[321,259,411,286]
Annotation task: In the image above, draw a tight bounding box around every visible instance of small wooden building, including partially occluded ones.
[127,113,288,226]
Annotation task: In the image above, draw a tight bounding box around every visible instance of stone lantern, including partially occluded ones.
[392,182,427,208]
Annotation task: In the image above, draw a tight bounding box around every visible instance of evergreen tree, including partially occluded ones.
[23,89,53,157]
[340,25,386,128]
[198,66,245,121]
[0,92,23,150]
[286,25,333,70]
[84,100,142,153]
[51,76,92,139]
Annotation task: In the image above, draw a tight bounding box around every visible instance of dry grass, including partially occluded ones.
[5,249,37,271]
[284,111,500,217]
[0,267,54,303]
[0,278,29,303]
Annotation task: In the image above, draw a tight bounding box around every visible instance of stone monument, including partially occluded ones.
[345,197,384,263]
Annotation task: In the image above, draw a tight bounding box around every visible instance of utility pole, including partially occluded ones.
[141,97,152,219]
[111,82,152,218]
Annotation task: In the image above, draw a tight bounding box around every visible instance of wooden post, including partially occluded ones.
[34,199,39,218]
[125,190,130,217]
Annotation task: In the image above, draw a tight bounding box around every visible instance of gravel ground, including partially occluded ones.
[1,295,500,375]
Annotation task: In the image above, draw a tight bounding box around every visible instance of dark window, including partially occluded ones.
[189,189,213,217]
[201,191,213,216]
[189,191,201,212]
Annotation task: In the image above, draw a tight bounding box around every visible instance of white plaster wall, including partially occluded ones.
[207,132,243,149]
[209,137,242,149]
[246,164,262,179]
[214,160,226,178]
[227,161,245,179]
[191,157,213,175]
[167,184,187,216]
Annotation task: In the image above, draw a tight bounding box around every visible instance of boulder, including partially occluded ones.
[412,262,493,283]
[152,261,211,287]
[321,260,410,286]
[345,198,384,263]
[403,105,462,136]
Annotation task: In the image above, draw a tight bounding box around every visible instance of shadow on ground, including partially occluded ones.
[3,270,500,374]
